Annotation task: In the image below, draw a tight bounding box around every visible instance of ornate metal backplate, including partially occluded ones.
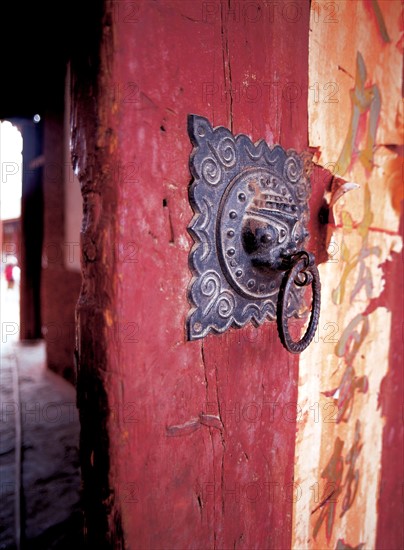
[186,114,311,341]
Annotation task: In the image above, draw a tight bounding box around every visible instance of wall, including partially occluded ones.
[41,92,82,382]
[292,2,403,549]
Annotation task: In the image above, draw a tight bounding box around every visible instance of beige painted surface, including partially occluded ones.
[293,1,403,548]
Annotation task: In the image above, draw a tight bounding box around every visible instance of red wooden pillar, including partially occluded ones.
[72,1,311,546]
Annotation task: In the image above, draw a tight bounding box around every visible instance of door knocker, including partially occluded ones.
[186,114,321,354]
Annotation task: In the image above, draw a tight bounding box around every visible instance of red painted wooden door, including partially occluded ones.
[71,1,403,548]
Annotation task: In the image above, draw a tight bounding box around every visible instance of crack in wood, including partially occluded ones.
[220,0,234,132]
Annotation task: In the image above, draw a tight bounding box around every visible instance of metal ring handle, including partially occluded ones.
[277,254,321,354]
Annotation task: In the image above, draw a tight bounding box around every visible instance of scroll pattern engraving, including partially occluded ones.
[186,114,311,340]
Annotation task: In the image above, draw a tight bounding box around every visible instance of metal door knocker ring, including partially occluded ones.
[277,251,321,354]
[186,114,321,354]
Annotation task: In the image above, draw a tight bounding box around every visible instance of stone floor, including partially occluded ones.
[1,282,83,549]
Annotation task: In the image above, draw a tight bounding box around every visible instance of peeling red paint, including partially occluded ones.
[375,214,404,550]
[73,0,312,547]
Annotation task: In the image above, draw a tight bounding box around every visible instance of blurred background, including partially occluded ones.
[0,1,86,548]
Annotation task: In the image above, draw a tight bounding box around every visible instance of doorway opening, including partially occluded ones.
[1,120,23,347]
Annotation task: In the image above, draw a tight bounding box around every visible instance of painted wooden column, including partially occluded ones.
[72,0,312,547]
